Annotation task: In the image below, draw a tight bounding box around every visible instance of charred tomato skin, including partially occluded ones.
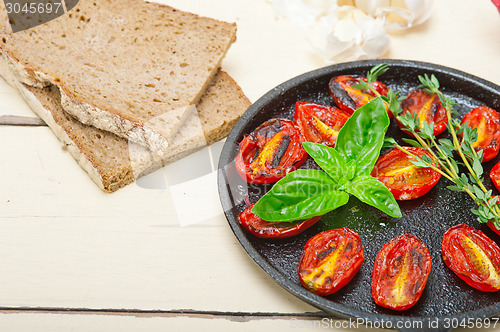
[371,146,441,200]
[442,224,500,292]
[399,88,448,136]
[298,228,364,296]
[294,101,350,147]
[328,75,389,116]
[461,106,500,162]
[237,204,322,239]
[235,118,308,184]
[372,234,432,311]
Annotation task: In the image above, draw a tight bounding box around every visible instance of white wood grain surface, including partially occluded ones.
[1,0,500,331]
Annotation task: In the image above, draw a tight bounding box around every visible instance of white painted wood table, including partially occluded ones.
[1,0,500,331]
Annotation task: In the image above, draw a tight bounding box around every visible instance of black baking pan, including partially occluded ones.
[217,59,500,332]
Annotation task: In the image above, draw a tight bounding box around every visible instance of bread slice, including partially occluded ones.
[0,0,237,156]
[13,70,250,192]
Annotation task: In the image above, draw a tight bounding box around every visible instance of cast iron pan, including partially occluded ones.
[217,59,500,331]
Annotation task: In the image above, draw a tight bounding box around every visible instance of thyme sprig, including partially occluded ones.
[360,64,500,229]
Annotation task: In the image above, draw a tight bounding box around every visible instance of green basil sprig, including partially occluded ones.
[252,97,402,222]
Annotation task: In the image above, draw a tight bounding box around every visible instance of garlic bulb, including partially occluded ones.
[355,0,434,31]
[316,6,391,63]
[353,0,390,16]
[267,0,433,63]
[268,0,330,28]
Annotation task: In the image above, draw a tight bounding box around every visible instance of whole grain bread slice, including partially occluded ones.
[0,0,237,156]
[13,69,250,192]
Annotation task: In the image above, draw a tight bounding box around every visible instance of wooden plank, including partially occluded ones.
[0,311,395,332]
[0,89,37,117]
[1,310,499,331]
[0,126,316,313]
[0,213,317,313]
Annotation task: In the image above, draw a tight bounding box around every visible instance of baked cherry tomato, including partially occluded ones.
[298,228,364,296]
[371,146,441,200]
[490,160,500,192]
[237,204,321,239]
[235,118,308,184]
[372,234,432,311]
[488,220,500,237]
[328,75,389,116]
[399,88,448,136]
[294,102,350,147]
[488,163,500,236]
[461,106,500,162]
[442,224,500,292]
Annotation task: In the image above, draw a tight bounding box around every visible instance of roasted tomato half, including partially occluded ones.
[399,88,448,136]
[488,221,500,237]
[235,118,308,184]
[491,161,500,192]
[372,234,432,311]
[371,146,441,200]
[294,102,350,147]
[489,163,500,236]
[461,106,500,162]
[487,219,500,237]
[298,228,364,296]
[237,204,321,239]
[328,75,389,116]
[442,224,500,292]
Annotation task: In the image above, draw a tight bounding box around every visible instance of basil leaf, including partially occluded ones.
[347,175,402,218]
[252,169,349,222]
[344,160,357,181]
[302,142,346,183]
[335,97,390,176]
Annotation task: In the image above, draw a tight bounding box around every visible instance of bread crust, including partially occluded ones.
[2,67,250,192]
